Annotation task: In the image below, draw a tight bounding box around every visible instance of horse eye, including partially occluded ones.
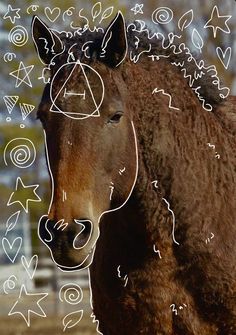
[108,111,123,124]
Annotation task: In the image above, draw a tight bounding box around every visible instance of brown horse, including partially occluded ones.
[32,13,236,335]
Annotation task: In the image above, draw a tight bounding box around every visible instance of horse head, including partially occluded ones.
[32,13,138,270]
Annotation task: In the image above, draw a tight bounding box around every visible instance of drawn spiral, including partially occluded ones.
[3,275,17,294]
[8,26,29,47]
[59,283,83,305]
[152,7,173,25]
[4,138,36,169]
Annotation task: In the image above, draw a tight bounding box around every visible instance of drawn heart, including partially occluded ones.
[21,254,38,279]
[216,47,231,70]
[44,7,61,22]
[2,237,22,263]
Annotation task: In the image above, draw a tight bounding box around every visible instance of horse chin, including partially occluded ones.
[55,245,96,272]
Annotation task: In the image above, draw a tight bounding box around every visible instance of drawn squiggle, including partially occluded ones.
[162,198,180,245]
[152,88,180,111]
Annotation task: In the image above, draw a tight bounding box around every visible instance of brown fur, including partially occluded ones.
[34,17,236,335]
[91,57,236,334]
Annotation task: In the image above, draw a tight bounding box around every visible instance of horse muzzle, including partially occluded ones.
[38,215,94,270]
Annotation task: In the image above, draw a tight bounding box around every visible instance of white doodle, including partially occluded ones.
[109,182,114,201]
[91,2,102,21]
[19,103,35,120]
[73,220,93,250]
[62,7,75,22]
[2,237,22,263]
[44,7,61,23]
[6,117,11,122]
[3,95,19,114]
[7,177,41,213]
[38,68,51,84]
[54,219,68,231]
[117,265,129,287]
[3,4,21,24]
[50,61,104,119]
[8,285,48,327]
[26,5,39,15]
[191,29,204,53]
[62,310,83,332]
[207,143,220,160]
[153,245,162,259]
[130,44,152,63]
[5,210,21,236]
[129,19,230,107]
[204,5,231,38]
[99,6,114,24]
[8,26,29,47]
[152,7,173,25]
[3,52,17,63]
[4,138,36,169]
[206,232,215,244]
[178,9,194,31]
[21,255,38,280]
[119,167,126,176]
[131,4,144,16]
[162,198,180,245]
[152,88,180,111]
[3,275,18,294]
[59,283,83,305]
[62,190,67,202]
[9,61,34,88]
[170,303,187,315]
[216,47,232,70]
[152,180,159,189]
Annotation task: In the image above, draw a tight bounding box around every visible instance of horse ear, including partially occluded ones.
[100,11,127,67]
[31,16,64,65]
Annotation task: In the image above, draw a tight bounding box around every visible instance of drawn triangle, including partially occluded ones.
[3,96,19,114]
[20,103,35,120]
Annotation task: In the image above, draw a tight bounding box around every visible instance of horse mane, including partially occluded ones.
[52,20,227,111]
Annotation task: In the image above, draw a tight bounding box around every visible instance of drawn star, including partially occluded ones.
[7,177,41,213]
[3,5,21,24]
[9,61,34,88]
[204,5,231,38]
[8,285,48,327]
[131,3,144,15]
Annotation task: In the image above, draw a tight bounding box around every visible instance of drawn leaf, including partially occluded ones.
[5,211,21,235]
[91,2,102,21]
[99,6,114,23]
[178,9,193,31]
[63,310,83,332]
[192,28,204,53]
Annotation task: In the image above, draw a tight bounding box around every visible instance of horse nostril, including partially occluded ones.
[38,216,55,244]
[73,219,93,249]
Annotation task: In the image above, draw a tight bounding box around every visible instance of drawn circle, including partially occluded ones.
[4,138,36,169]
[20,124,25,128]
[8,26,29,47]
[50,62,104,120]
[59,284,83,305]
[152,7,173,25]
[3,52,16,62]
[6,117,11,122]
